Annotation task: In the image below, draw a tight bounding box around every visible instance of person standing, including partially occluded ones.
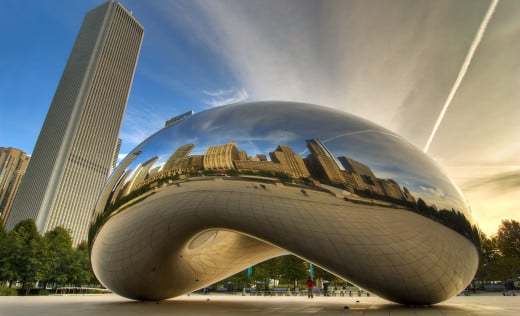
[323,281,329,296]
[504,279,516,296]
[306,277,314,298]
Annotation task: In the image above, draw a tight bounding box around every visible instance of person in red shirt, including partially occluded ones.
[306,277,314,298]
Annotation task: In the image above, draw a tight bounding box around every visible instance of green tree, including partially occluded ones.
[250,257,281,290]
[496,219,520,258]
[69,241,97,286]
[278,255,308,289]
[0,222,13,286]
[477,232,498,283]
[41,226,74,289]
[10,219,44,294]
[495,219,520,280]
[0,222,5,240]
[312,264,346,289]
[220,269,249,291]
[476,220,520,284]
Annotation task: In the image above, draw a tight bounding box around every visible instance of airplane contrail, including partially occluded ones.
[423,0,499,153]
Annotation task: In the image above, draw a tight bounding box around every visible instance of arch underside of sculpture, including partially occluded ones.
[91,179,478,305]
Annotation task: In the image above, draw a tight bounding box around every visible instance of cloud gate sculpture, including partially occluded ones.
[89,101,479,305]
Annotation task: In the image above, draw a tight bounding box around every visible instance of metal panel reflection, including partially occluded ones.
[89,101,479,305]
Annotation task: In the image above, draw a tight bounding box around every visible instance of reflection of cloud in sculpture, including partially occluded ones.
[90,102,479,306]
[325,132,464,211]
[419,185,446,198]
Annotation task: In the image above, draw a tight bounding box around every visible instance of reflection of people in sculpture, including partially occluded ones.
[306,277,314,298]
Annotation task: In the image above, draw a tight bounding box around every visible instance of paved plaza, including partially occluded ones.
[0,293,518,315]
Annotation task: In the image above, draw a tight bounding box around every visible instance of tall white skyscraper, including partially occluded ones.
[6,1,144,245]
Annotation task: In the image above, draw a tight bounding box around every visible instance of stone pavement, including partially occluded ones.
[0,293,518,315]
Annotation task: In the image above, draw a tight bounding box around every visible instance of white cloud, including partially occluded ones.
[202,87,248,107]
[119,105,165,151]
[144,0,520,235]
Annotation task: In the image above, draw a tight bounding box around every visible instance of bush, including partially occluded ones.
[15,288,50,296]
[0,287,18,296]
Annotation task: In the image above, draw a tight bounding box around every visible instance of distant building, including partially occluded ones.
[6,2,144,245]
[0,147,30,224]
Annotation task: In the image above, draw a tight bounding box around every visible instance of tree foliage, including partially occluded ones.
[41,226,74,287]
[218,255,346,291]
[496,219,520,258]
[10,220,44,294]
[0,219,98,294]
[477,219,520,284]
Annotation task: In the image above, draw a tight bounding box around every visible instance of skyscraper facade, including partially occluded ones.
[0,147,30,224]
[6,1,143,245]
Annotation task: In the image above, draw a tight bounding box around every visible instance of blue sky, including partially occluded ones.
[0,0,518,235]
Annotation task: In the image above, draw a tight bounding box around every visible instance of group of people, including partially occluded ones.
[305,277,330,298]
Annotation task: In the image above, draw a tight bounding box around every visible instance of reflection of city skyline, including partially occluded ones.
[102,136,479,249]
[117,138,417,206]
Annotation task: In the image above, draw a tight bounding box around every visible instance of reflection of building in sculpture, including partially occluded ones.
[305,139,345,184]
[339,156,383,194]
[112,139,122,171]
[164,110,194,128]
[204,142,239,170]
[256,154,267,161]
[237,150,247,161]
[122,156,158,196]
[401,186,416,203]
[109,138,418,207]
[189,155,204,171]
[0,148,30,224]
[113,137,416,205]
[339,156,375,178]
[338,155,414,202]
[234,160,285,174]
[269,145,310,178]
[98,151,141,207]
[378,179,404,200]
[162,144,194,174]
[110,170,132,204]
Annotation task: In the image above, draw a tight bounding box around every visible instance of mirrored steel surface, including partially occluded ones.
[89,101,479,305]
